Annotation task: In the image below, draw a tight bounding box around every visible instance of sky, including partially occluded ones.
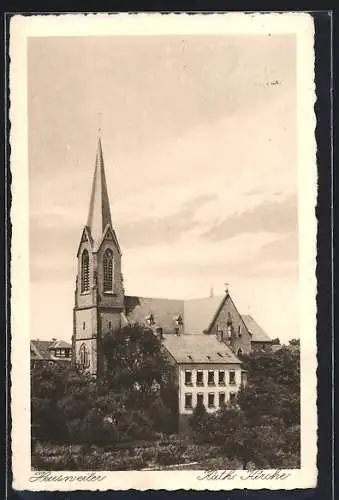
[28,34,298,344]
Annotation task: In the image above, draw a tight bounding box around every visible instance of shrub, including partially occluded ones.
[141,447,157,463]
[156,447,181,466]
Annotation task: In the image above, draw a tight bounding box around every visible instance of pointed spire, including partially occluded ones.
[87,138,112,245]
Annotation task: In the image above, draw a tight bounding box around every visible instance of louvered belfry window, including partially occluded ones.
[103,249,114,292]
[81,250,90,292]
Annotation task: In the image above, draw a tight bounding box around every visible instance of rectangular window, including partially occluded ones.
[208,370,215,386]
[197,393,204,406]
[219,392,226,406]
[64,350,71,358]
[230,392,236,404]
[185,370,192,386]
[229,371,236,385]
[208,393,215,408]
[196,370,204,386]
[108,321,112,329]
[83,322,86,330]
[218,370,225,385]
[185,393,193,409]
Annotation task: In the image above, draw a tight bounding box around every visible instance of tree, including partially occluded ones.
[189,402,211,441]
[190,348,301,469]
[208,403,286,469]
[31,325,178,447]
[103,324,177,433]
[272,337,281,345]
[239,347,300,427]
[289,338,300,347]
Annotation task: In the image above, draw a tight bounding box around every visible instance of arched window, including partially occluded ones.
[81,250,89,292]
[103,249,114,292]
[237,348,243,357]
[79,344,89,367]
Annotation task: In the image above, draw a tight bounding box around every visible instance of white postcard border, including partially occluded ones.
[10,12,317,491]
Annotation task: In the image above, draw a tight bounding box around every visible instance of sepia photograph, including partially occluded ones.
[10,13,317,491]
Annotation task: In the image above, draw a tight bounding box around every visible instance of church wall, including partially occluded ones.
[100,310,122,334]
[209,295,252,355]
[74,307,97,340]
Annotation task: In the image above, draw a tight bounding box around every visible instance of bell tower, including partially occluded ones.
[72,138,124,376]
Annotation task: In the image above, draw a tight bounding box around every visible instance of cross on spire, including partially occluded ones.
[224,282,230,294]
[98,112,103,136]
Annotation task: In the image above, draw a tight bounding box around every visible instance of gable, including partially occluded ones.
[209,293,251,337]
[76,226,93,257]
[93,224,122,255]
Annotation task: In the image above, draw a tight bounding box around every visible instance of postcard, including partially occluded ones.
[10,12,317,491]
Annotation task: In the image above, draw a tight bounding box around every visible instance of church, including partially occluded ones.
[72,139,273,388]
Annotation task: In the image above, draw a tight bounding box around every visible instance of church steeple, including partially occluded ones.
[73,135,124,377]
[87,138,112,245]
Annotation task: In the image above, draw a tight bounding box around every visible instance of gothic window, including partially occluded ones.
[79,344,89,367]
[81,250,90,292]
[103,249,114,292]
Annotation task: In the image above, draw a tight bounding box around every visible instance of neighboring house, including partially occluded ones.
[162,334,247,430]
[30,339,72,368]
[72,138,272,377]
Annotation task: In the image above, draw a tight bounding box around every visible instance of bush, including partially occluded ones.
[156,447,181,466]
[141,448,157,463]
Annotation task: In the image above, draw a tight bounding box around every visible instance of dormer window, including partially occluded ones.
[103,249,114,292]
[175,314,183,326]
[81,250,89,292]
[146,313,155,326]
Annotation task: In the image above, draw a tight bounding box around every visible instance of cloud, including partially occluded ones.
[118,193,215,247]
[202,194,297,241]
[259,230,298,262]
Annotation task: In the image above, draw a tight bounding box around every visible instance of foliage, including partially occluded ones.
[31,325,178,449]
[190,348,300,469]
[189,402,212,441]
[288,338,300,346]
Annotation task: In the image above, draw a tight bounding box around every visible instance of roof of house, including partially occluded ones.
[183,296,224,334]
[241,315,272,343]
[162,334,241,364]
[124,294,271,343]
[124,295,184,335]
[49,339,72,349]
[30,340,72,360]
